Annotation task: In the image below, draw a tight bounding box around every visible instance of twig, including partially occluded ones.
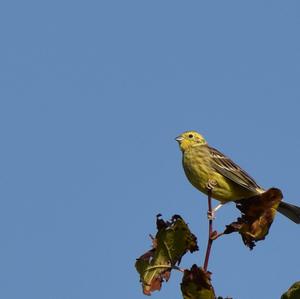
[203,188,213,272]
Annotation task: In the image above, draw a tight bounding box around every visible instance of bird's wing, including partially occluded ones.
[208,146,262,192]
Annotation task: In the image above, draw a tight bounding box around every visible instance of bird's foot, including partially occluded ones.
[207,203,224,220]
[207,210,215,220]
[206,179,217,191]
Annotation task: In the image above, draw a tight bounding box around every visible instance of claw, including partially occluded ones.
[207,203,224,220]
[207,210,215,220]
[206,179,217,191]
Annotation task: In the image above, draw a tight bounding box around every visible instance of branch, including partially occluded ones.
[203,188,213,272]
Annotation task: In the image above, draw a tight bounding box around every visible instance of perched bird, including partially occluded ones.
[176,130,300,223]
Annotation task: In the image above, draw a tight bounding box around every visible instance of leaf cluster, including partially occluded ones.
[135,215,198,295]
[135,188,296,298]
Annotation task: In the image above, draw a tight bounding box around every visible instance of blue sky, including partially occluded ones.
[1,1,300,298]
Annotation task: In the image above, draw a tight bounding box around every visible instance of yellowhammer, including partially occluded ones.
[176,130,300,223]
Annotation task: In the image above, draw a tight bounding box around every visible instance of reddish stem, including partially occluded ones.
[203,189,213,272]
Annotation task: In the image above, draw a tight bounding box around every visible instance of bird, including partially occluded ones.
[175,130,300,224]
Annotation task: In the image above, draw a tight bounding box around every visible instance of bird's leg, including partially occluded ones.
[213,203,223,213]
[208,203,224,220]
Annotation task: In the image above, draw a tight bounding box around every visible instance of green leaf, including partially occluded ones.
[135,214,198,295]
[223,188,282,249]
[181,265,216,299]
[281,282,300,299]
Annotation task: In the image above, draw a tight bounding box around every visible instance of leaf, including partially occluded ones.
[223,188,282,249]
[181,265,216,299]
[135,214,198,295]
[281,282,300,299]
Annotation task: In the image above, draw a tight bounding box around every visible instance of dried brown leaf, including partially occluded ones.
[224,188,282,249]
[181,265,216,299]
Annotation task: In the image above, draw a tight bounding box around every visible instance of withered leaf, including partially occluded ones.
[281,281,300,299]
[224,188,282,249]
[135,214,198,295]
[181,265,216,299]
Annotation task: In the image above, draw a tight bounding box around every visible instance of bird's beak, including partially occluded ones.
[175,136,183,143]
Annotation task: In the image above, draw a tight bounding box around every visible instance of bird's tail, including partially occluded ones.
[277,201,300,224]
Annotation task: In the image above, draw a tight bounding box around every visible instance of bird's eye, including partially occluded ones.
[188,134,193,138]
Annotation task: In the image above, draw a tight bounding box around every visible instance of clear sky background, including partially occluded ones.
[1,1,300,299]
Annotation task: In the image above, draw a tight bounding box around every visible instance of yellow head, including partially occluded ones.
[175,131,207,152]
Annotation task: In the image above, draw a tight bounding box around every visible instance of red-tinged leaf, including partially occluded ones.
[224,188,282,249]
[135,215,198,295]
[181,265,216,299]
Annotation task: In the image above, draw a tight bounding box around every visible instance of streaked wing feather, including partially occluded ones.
[209,146,262,192]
